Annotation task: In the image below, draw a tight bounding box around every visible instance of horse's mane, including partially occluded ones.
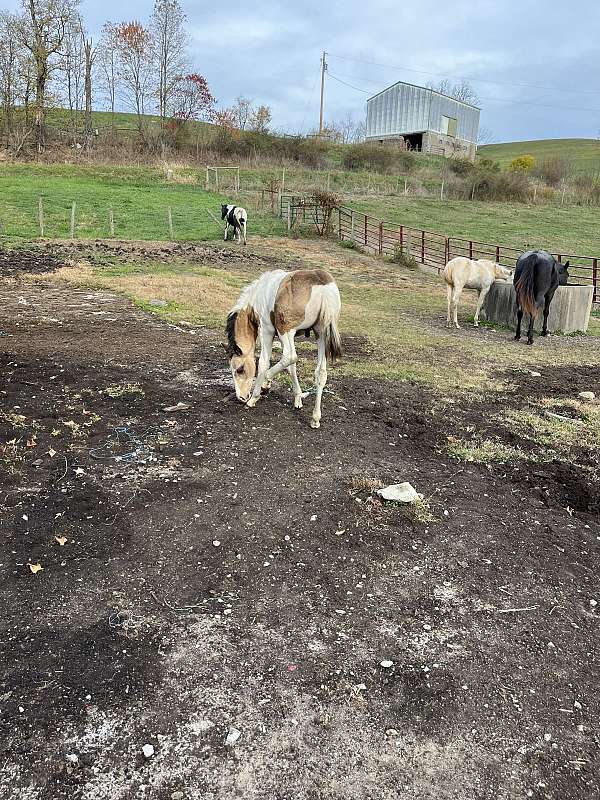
[225,311,241,356]
[225,278,260,356]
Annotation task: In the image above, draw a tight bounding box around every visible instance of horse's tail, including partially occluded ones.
[319,287,342,364]
[514,255,538,317]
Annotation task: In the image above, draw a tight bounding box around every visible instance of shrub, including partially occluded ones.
[390,244,418,268]
[448,157,474,176]
[509,155,535,173]
[311,190,340,236]
[342,143,396,173]
[532,157,572,187]
[471,166,529,202]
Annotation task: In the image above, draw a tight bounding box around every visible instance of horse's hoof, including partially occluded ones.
[245,397,258,408]
[260,386,271,395]
[541,331,549,337]
[310,418,321,429]
[294,397,303,409]
[454,324,461,330]
[473,322,479,328]
[527,340,534,346]
[514,335,521,341]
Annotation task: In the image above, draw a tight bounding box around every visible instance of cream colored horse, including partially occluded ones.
[225,268,342,428]
[443,257,513,328]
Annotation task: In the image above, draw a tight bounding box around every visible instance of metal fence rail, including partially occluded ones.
[280,194,599,303]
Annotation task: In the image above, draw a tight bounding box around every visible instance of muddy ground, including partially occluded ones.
[0,247,599,800]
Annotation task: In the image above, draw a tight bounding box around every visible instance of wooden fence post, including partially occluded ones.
[109,208,115,237]
[440,181,444,201]
[167,206,174,239]
[350,210,355,242]
[70,201,76,239]
[281,168,285,193]
[237,167,240,192]
[205,166,209,190]
[38,197,44,238]
[471,184,475,201]
[404,178,408,196]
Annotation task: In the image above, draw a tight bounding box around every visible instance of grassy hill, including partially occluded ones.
[479,138,600,174]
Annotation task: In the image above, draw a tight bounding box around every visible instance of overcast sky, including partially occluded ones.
[6,0,600,142]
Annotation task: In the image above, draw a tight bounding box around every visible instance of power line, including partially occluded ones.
[328,52,600,98]
[329,70,600,115]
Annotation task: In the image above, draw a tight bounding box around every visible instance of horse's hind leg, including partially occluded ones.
[288,362,303,408]
[527,293,545,345]
[446,284,452,327]
[541,291,555,336]
[451,286,462,329]
[311,335,327,429]
[515,305,523,340]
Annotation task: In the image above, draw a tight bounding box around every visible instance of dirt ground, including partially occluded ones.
[1,245,599,800]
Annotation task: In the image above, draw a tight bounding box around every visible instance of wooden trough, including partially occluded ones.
[481,282,594,334]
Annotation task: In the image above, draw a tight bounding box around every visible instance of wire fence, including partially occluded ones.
[280,194,600,303]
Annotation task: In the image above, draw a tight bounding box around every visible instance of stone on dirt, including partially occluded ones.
[377,482,420,503]
[225,727,241,746]
[578,391,596,401]
[142,744,155,759]
[149,299,168,307]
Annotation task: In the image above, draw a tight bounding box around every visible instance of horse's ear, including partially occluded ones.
[564,261,570,269]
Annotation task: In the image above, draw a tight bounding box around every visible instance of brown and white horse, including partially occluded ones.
[224,268,342,428]
[443,257,513,328]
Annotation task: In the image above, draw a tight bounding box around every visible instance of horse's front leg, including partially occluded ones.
[246,331,297,408]
[311,335,328,429]
[446,284,453,327]
[473,284,490,327]
[224,223,228,241]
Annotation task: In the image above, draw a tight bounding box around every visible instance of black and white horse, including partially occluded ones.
[514,250,569,345]
[221,204,247,245]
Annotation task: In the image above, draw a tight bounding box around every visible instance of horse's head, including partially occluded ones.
[494,263,513,281]
[224,310,258,402]
[221,204,229,220]
[557,260,569,286]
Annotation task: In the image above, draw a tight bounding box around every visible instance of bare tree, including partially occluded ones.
[98,22,118,131]
[0,12,23,141]
[150,0,188,122]
[477,126,494,146]
[114,21,152,135]
[83,33,96,145]
[55,17,85,142]
[428,79,479,106]
[17,0,80,152]
[230,96,253,131]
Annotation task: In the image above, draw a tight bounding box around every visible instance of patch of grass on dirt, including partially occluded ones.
[104,383,145,398]
[502,401,600,453]
[410,496,437,523]
[447,436,525,464]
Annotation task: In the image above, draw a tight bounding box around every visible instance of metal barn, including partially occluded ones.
[366,81,480,161]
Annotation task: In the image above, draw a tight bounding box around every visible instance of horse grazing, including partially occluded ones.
[443,257,513,328]
[224,268,342,428]
[221,204,247,245]
[514,250,569,345]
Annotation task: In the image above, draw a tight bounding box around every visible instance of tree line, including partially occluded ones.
[0,0,274,154]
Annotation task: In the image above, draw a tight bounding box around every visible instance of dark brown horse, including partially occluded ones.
[514,250,569,345]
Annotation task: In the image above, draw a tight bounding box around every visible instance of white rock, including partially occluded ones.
[142,744,155,758]
[590,599,598,608]
[225,727,241,746]
[380,660,394,668]
[377,482,420,503]
[66,753,79,763]
[579,391,595,402]
[529,371,541,377]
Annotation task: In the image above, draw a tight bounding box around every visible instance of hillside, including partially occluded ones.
[479,138,600,174]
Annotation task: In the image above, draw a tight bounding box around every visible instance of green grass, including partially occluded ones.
[479,139,600,175]
[0,163,283,241]
[350,195,600,255]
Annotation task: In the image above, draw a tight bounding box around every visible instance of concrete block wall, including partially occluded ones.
[422,131,476,162]
[481,282,594,334]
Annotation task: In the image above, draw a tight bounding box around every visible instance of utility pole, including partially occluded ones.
[319,51,327,136]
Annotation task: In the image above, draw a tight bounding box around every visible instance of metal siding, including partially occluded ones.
[366,82,480,143]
